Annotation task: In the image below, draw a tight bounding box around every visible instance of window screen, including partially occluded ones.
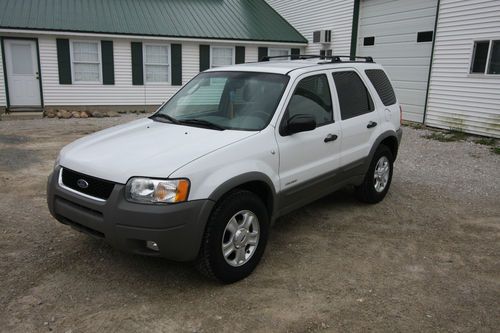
[417,31,433,43]
[268,48,289,61]
[365,69,397,106]
[211,47,233,67]
[72,41,100,82]
[364,37,375,46]
[471,41,490,73]
[286,74,333,126]
[487,40,500,74]
[144,45,169,83]
[332,71,374,120]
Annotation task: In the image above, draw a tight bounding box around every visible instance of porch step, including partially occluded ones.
[0,111,44,121]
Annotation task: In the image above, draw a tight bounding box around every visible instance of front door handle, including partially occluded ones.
[324,134,338,143]
[367,121,377,128]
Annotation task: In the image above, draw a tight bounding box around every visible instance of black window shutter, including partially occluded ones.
[131,42,143,85]
[235,46,245,64]
[56,39,71,84]
[199,45,210,71]
[291,48,300,60]
[101,41,114,85]
[258,47,268,61]
[171,44,182,85]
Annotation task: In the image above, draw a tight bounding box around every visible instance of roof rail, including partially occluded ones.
[260,54,320,61]
[260,54,374,63]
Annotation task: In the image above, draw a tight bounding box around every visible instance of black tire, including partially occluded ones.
[355,145,394,204]
[196,189,269,283]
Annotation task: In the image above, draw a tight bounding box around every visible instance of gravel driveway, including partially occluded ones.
[0,115,499,332]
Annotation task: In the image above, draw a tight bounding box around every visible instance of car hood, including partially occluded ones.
[60,118,256,184]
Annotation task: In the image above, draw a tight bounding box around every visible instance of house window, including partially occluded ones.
[211,46,234,68]
[364,37,375,46]
[488,41,500,74]
[417,31,433,43]
[71,41,101,83]
[268,48,289,61]
[144,44,170,83]
[470,40,500,74]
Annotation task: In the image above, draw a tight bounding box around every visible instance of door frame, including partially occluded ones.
[0,36,44,111]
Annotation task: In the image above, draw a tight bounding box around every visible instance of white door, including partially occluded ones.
[357,0,438,122]
[4,39,41,107]
[331,69,381,166]
[276,72,341,191]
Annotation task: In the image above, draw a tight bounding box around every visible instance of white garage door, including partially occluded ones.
[357,0,438,122]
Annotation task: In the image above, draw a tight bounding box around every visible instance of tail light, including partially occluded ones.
[399,105,403,125]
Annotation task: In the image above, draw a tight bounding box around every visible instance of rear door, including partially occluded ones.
[331,69,380,166]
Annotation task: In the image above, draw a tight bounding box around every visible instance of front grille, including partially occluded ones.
[61,168,115,200]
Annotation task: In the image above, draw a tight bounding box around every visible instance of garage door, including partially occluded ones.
[357,0,438,122]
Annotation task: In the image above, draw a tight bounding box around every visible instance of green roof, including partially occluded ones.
[0,0,307,43]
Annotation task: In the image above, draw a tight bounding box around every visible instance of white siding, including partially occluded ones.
[426,0,500,138]
[39,37,196,106]
[0,45,5,107]
[266,0,354,55]
[33,36,297,108]
[357,0,438,122]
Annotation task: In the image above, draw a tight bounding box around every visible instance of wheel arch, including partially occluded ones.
[208,172,277,218]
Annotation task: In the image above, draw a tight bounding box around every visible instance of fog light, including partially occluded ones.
[146,241,159,251]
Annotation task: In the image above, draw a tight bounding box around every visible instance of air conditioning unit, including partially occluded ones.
[313,30,332,44]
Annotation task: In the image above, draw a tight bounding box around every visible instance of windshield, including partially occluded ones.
[154,71,289,131]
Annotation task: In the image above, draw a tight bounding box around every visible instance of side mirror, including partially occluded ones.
[284,114,316,135]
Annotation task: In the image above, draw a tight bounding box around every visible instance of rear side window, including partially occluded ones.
[286,74,333,126]
[365,69,397,106]
[332,71,374,120]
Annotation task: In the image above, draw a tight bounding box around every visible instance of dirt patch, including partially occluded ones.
[0,116,499,332]
[0,148,40,171]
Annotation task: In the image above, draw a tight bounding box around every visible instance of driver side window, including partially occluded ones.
[285,74,333,126]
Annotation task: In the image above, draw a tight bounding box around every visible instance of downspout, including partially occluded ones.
[423,0,441,124]
[350,0,360,60]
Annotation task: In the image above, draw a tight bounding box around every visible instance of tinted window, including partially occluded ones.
[471,41,489,73]
[487,40,500,74]
[332,71,374,120]
[365,69,397,106]
[286,74,333,127]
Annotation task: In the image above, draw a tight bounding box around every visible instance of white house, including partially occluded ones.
[0,0,306,114]
[267,0,500,138]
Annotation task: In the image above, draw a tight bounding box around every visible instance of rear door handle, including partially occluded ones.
[367,121,377,128]
[324,134,338,143]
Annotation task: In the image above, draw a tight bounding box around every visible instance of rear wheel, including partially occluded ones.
[196,190,269,283]
[355,145,394,204]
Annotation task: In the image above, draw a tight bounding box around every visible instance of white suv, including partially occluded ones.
[47,55,402,283]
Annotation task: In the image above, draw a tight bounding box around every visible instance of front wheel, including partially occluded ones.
[196,190,269,283]
[355,145,394,204]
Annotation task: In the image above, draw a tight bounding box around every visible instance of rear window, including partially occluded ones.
[365,69,397,106]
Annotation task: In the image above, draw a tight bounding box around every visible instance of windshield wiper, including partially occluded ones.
[150,113,180,124]
[178,119,225,131]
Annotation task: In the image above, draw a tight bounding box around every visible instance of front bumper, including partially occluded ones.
[47,166,214,261]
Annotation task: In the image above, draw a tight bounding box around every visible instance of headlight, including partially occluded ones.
[125,178,190,204]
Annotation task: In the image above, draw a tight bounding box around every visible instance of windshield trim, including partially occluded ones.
[151,71,291,131]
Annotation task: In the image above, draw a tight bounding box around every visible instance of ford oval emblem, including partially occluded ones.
[77,179,89,189]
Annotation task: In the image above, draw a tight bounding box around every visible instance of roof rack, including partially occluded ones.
[260,54,374,63]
